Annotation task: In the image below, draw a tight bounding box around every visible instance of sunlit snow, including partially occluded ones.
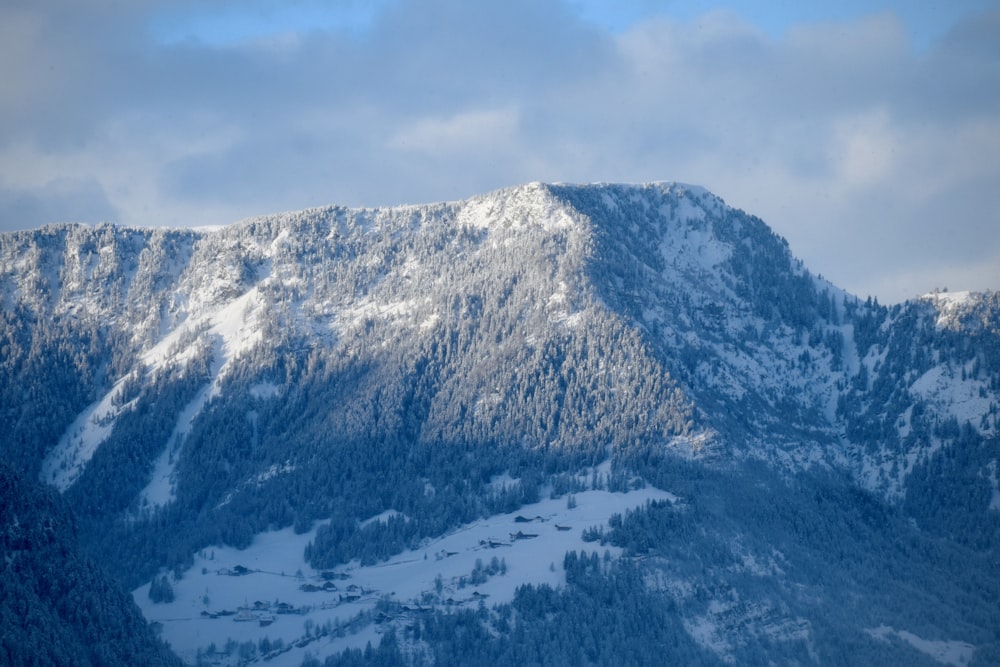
[134,484,676,666]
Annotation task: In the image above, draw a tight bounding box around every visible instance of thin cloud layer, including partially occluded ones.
[0,0,997,302]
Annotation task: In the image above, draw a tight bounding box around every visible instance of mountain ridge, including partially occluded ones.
[1,181,997,665]
[2,180,995,503]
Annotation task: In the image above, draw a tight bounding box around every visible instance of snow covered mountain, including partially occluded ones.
[1,182,997,666]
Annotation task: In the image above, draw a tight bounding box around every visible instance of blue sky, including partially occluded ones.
[1,0,998,302]
[151,1,992,51]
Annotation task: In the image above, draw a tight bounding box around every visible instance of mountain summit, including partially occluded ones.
[1,182,997,666]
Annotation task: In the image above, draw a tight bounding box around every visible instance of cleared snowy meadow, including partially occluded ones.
[134,478,677,666]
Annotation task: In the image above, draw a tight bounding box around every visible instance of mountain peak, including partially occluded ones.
[1,180,994,534]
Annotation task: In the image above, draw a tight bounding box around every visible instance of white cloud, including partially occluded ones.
[830,109,898,189]
[388,107,521,156]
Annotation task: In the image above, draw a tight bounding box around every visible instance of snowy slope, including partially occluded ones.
[134,479,676,666]
[11,183,994,501]
[2,181,997,666]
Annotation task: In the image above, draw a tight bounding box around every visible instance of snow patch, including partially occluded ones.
[458,183,576,233]
[687,598,812,664]
[922,291,973,329]
[142,285,265,387]
[487,473,519,492]
[418,312,440,330]
[336,297,422,332]
[250,381,282,400]
[136,287,272,508]
[214,463,297,510]
[359,509,408,529]
[545,280,583,328]
[910,364,993,435]
[867,626,977,667]
[253,462,296,485]
[139,383,215,509]
[665,430,718,459]
[40,372,140,491]
[684,615,732,663]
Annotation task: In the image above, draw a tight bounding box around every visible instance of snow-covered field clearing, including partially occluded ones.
[867,626,977,667]
[134,482,677,666]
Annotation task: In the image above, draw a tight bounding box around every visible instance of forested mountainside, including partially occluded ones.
[1,182,997,666]
[0,463,181,667]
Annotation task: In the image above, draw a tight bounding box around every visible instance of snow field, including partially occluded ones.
[134,484,677,666]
